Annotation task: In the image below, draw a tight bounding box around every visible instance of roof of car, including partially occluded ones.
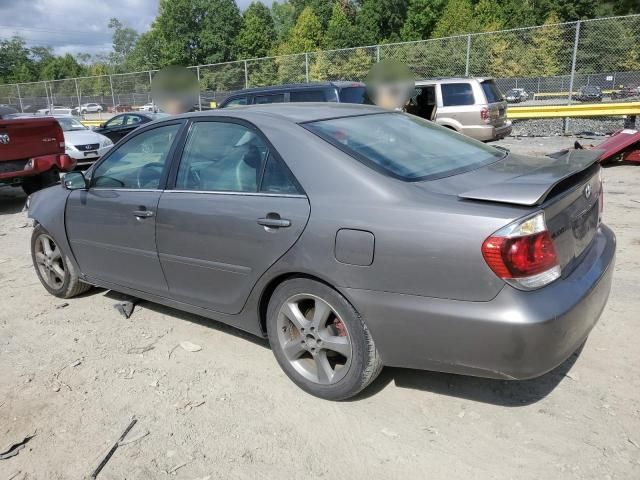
[415,76,493,84]
[223,81,365,97]
[174,102,386,124]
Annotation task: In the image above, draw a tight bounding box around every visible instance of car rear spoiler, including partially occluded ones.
[458,149,602,206]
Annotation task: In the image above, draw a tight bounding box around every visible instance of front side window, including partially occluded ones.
[441,83,475,106]
[125,115,143,126]
[224,97,248,108]
[305,112,504,181]
[105,115,125,128]
[92,123,181,189]
[176,122,268,192]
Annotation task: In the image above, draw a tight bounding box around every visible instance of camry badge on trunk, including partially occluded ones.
[0,133,9,144]
[584,184,592,199]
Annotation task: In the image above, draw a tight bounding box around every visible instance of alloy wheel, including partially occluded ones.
[276,293,352,385]
[34,234,65,290]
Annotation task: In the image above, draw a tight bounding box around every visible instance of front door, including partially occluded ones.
[66,122,183,295]
[156,120,310,314]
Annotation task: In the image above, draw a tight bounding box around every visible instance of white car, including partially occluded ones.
[138,103,157,112]
[37,105,72,115]
[56,116,113,165]
[80,103,103,114]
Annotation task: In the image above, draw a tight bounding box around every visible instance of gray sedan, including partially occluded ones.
[27,104,615,400]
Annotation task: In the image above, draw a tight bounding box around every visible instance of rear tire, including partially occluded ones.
[267,278,383,400]
[31,224,91,298]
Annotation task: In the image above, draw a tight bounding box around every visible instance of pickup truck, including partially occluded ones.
[0,116,76,195]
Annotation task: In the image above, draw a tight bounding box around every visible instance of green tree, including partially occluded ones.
[356,0,408,44]
[237,2,276,58]
[126,29,165,70]
[432,0,476,37]
[474,0,505,32]
[108,18,139,69]
[529,12,566,76]
[324,2,360,49]
[400,0,446,41]
[499,0,536,29]
[40,54,84,80]
[290,0,335,28]
[150,0,242,66]
[271,1,296,42]
[283,6,323,53]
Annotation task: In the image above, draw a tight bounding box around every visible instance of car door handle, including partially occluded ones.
[133,209,154,218]
[258,216,291,228]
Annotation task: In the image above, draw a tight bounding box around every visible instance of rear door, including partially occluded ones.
[480,79,508,127]
[156,119,310,314]
[438,82,476,126]
[66,122,184,295]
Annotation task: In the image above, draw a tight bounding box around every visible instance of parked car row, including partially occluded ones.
[219,78,512,142]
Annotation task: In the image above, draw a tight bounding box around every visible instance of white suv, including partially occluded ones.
[80,103,103,114]
[411,77,511,142]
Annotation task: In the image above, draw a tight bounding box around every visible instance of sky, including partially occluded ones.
[0,0,255,57]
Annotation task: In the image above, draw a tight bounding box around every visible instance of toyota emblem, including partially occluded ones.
[584,184,592,199]
[0,133,9,144]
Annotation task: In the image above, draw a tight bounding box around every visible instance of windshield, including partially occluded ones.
[57,117,87,131]
[339,86,373,104]
[304,112,504,181]
[481,80,504,103]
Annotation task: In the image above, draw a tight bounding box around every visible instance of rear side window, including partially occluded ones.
[260,155,301,194]
[480,80,504,103]
[305,112,503,181]
[441,83,474,106]
[290,90,327,102]
[255,94,285,104]
[176,122,268,192]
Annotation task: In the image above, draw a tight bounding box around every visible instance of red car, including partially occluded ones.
[0,116,76,194]
[107,104,133,113]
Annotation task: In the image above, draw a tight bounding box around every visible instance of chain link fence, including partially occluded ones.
[1,14,639,117]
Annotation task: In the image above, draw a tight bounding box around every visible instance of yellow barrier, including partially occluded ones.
[508,101,640,119]
[533,90,616,99]
[80,120,104,127]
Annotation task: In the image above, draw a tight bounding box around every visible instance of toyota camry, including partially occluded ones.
[27,104,615,400]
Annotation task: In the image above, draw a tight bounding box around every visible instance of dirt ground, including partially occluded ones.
[1,136,639,480]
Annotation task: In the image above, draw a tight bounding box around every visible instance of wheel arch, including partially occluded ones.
[257,272,356,337]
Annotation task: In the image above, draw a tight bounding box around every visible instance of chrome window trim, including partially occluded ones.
[90,188,162,193]
[165,189,307,199]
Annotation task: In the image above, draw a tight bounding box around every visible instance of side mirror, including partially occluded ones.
[62,171,87,190]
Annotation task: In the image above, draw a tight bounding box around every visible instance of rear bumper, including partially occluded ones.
[0,154,75,185]
[343,225,616,380]
[462,122,512,141]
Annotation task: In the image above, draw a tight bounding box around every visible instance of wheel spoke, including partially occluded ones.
[41,237,53,256]
[50,247,61,261]
[52,264,65,281]
[311,299,331,329]
[320,334,350,358]
[282,338,306,360]
[35,252,47,265]
[314,350,334,384]
[281,301,309,331]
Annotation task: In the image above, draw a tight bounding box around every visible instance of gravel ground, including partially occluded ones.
[1,137,639,479]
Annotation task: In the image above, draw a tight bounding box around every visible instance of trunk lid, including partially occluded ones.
[0,117,64,162]
[420,150,602,272]
[480,79,508,127]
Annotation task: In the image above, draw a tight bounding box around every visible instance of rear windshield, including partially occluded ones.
[304,112,504,181]
[338,86,372,104]
[481,80,504,103]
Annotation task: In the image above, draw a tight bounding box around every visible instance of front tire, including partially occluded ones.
[267,278,383,400]
[31,225,91,298]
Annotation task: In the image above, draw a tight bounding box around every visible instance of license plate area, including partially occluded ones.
[84,151,98,157]
[572,200,599,256]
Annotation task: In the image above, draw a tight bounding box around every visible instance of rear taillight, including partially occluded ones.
[482,212,561,290]
[480,107,490,123]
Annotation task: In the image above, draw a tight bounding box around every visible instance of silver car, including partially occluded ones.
[27,104,615,400]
